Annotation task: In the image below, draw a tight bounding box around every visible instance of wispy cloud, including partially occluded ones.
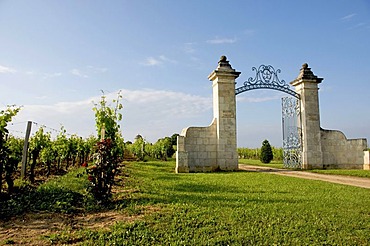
[0,65,16,74]
[236,95,281,103]
[348,22,368,30]
[158,55,177,64]
[141,57,162,66]
[43,72,62,79]
[206,37,237,44]
[183,42,197,53]
[86,66,108,73]
[339,13,370,30]
[70,66,107,78]
[70,68,89,78]
[141,55,177,66]
[341,13,357,21]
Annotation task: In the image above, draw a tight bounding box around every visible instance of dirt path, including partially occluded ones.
[239,164,370,189]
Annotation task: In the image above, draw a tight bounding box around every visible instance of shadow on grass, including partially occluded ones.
[0,186,84,221]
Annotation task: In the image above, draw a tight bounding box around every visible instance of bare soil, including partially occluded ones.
[0,206,159,245]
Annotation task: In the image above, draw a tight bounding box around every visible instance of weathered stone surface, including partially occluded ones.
[364,151,370,170]
[321,129,367,169]
[176,56,240,173]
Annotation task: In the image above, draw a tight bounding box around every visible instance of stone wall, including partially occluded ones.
[176,56,239,173]
[364,151,370,170]
[176,119,218,173]
[321,128,368,169]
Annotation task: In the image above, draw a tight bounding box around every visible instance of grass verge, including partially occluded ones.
[307,169,370,178]
[239,159,370,178]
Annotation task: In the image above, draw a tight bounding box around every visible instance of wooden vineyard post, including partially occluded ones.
[21,121,32,179]
[101,124,105,141]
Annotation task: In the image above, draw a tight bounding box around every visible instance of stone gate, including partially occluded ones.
[176,56,368,172]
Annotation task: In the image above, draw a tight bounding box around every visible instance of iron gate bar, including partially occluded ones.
[235,65,300,99]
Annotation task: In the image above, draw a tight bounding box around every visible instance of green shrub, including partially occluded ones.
[260,139,273,163]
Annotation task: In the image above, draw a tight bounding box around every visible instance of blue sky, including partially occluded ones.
[1,0,370,147]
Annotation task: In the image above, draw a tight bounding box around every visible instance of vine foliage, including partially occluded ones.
[87,91,123,202]
[0,105,21,194]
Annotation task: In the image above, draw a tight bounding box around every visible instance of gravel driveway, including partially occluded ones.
[239,164,370,189]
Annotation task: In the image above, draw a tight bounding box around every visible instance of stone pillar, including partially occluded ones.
[291,64,323,169]
[208,56,241,170]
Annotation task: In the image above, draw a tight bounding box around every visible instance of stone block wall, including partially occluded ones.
[176,119,218,173]
[364,151,370,170]
[321,129,368,169]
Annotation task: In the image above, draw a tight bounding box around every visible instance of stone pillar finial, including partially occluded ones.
[291,63,323,85]
[217,55,233,70]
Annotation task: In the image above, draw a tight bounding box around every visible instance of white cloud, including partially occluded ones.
[158,55,177,64]
[42,72,62,79]
[236,94,281,103]
[183,42,197,53]
[141,57,162,66]
[87,66,108,73]
[341,13,356,21]
[8,88,292,145]
[70,68,89,78]
[9,88,213,142]
[70,66,107,78]
[0,65,16,74]
[207,37,237,44]
[141,56,177,66]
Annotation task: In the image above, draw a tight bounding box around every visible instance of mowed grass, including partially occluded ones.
[238,158,284,168]
[68,161,370,245]
[308,169,370,178]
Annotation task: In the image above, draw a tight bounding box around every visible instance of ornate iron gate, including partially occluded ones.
[282,97,302,168]
[235,64,302,168]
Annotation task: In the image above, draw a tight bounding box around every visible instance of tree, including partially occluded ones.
[260,139,273,164]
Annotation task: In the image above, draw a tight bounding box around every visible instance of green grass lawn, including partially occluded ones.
[48,160,369,245]
[307,169,370,178]
[238,158,284,168]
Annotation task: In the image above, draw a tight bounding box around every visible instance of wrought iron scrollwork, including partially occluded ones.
[235,65,300,99]
[282,97,302,169]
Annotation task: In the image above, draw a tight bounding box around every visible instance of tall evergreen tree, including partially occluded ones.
[260,139,273,163]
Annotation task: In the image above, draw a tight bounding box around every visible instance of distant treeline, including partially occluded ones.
[237,147,283,161]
